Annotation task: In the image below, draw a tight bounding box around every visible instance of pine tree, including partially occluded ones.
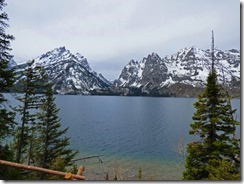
[35,82,78,179]
[0,0,15,142]
[0,0,18,179]
[0,144,21,179]
[12,60,45,163]
[183,32,240,180]
[0,0,14,61]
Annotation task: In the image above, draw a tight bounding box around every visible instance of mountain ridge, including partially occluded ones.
[13,46,111,94]
[12,46,240,97]
[114,46,240,97]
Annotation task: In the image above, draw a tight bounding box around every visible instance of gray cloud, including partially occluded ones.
[5,0,240,80]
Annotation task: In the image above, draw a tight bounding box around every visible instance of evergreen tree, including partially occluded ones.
[12,62,77,179]
[0,0,15,142]
[0,0,19,179]
[0,0,14,61]
[0,144,21,179]
[12,60,45,163]
[35,82,77,179]
[183,32,240,180]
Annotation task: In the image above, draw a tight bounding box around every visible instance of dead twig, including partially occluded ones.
[70,155,103,163]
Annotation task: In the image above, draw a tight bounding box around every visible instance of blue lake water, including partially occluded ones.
[5,94,241,180]
[55,95,240,180]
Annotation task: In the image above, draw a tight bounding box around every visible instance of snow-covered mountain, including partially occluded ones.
[12,46,240,97]
[13,47,111,94]
[115,47,240,97]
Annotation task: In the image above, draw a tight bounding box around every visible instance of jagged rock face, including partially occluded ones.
[164,47,240,87]
[115,59,141,87]
[140,53,168,90]
[13,47,111,94]
[115,46,240,96]
[116,53,168,90]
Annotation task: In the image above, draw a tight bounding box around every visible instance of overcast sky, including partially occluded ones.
[5,0,240,80]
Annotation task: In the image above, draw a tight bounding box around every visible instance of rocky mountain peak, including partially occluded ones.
[34,46,94,72]
[11,45,240,97]
[52,46,67,54]
[146,52,161,64]
[127,59,138,66]
[40,46,68,59]
[116,46,240,97]
[74,53,91,71]
[13,46,110,95]
[36,46,72,66]
[169,46,207,61]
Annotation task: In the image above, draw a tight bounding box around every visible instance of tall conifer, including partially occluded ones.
[183,32,240,180]
[13,60,45,163]
[0,0,15,142]
[0,0,18,179]
[35,82,77,179]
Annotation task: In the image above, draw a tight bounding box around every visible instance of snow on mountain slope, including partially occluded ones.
[34,47,92,72]
[163,47,240,87]
[116,46,240,93]
[14,47,111,94]
[12,46,240,96]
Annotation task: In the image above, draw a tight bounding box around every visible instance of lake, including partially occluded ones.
[55,95,240,180]
[5,95,241,180]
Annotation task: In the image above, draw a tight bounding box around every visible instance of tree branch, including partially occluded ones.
[0,159,85,180]
[70,155,103,163]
